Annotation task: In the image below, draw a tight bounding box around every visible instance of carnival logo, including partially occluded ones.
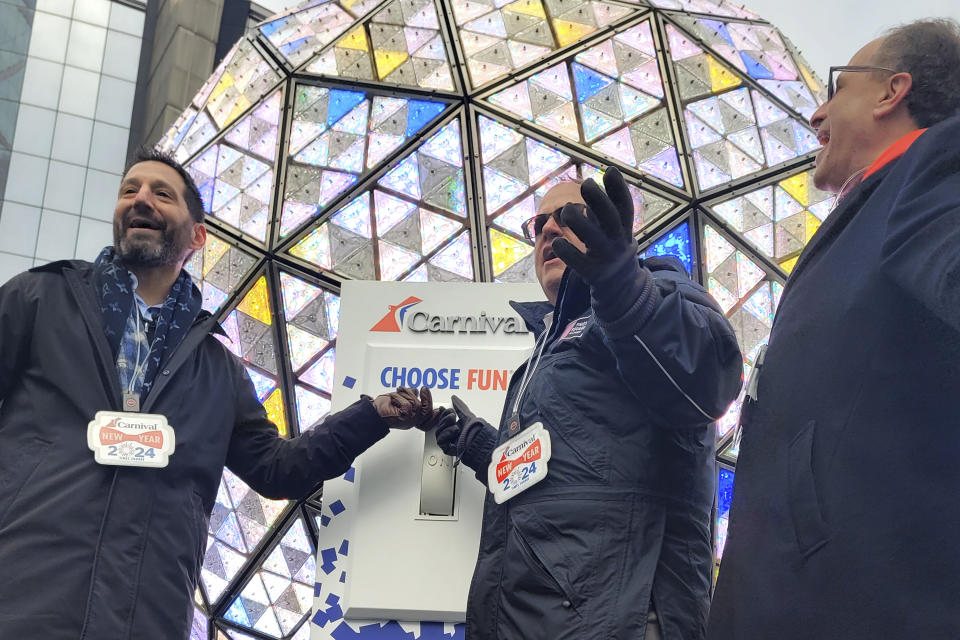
[370,296,423,332]
[370,296,528,335]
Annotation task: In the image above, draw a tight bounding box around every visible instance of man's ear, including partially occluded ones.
[874,72,913,119]
[190,223,207,251]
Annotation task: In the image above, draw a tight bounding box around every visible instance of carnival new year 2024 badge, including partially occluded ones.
[87,411,176,468]
[488,422,551,503]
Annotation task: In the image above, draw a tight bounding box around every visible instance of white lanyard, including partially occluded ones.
[510,329,549,419]
[127,305,158,396]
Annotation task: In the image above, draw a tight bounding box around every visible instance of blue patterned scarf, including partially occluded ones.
[93,247,202,395]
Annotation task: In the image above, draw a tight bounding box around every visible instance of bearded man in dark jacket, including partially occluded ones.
[431,167,743,639]
[0,148,438,639]
[708,19,960,640]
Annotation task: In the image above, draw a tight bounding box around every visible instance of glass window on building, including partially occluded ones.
[0,0,146,282]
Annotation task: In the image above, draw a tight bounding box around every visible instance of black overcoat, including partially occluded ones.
[709,115,960,639]
[0,260,388,639]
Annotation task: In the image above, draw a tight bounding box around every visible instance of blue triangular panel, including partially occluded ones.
[572,63,614,103]
[327,90,367,127]
[702,19,735,46]
[406,101,447,137]
[643,221,693,275]
[740,52,774,80]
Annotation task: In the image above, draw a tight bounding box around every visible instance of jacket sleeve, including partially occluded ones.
[879,130,960,334]
[0,273,37,403]
[459,420,498,486]
[594,256,743,426]
[225,359,389,500]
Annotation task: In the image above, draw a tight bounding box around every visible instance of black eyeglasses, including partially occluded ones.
[827,65,899,100]
[521,203,587,243]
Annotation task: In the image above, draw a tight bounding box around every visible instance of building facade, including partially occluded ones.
[0,0,146,280]
[0,0,294,282]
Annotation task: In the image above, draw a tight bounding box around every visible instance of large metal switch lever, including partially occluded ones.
[419,429,456,516]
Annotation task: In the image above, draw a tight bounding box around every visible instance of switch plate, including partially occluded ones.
[419,429,457,517]
[318,281,544,624]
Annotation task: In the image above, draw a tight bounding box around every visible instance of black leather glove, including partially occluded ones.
[433,395,498,484]
[433,407,460,456]
[371,386,437,429]
[552,167,650,322]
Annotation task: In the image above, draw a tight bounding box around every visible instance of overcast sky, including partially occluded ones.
[743,0,960,81]
[254,0,960,85]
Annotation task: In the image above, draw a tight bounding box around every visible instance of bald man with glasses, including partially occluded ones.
[426,167,742,640]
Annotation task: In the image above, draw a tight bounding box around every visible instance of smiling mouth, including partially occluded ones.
[813,133,829,165]
[127,218,163,232]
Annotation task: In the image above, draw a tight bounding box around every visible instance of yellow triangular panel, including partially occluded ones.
[203,237,231,276]
[553,19,595,47]
[375,50,409,78]
[504,0,546,19]
[211,71,235,100]
[708,55,741,92]
[779,255,799,273]
[338,26,369,52]
[237,276,272,325]
[264,387,288,437]
[490,228,533,275]
[225,97,251,127]
[780,173,809,206]
[800,64,823,93]
[804,211,821,240]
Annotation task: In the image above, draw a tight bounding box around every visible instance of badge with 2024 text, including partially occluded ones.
[87,411,176,468]
[488,422,551,504]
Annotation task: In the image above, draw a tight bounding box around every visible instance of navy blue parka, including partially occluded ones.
[460,257,743,639]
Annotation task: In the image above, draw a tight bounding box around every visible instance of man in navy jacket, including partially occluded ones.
[432,167,743,639]
[708,19,960,640]
[0,148,437,639]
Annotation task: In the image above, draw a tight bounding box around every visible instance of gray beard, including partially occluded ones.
[115,233,180,268]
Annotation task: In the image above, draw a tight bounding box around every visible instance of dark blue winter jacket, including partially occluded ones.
[459,258,742,639]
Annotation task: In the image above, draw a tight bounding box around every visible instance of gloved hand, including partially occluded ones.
[371,386,437,430]
[551,167,649,322]
[432,395,498,484]
[433,407,460,456]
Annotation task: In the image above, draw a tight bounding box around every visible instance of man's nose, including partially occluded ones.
[539,213,562,241]
[130,186,156,212]
[809,100,827,131]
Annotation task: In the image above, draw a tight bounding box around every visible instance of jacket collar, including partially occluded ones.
[36,259,226,336]
[196,310,225,336]
[508,267,591,339]
[774,162,893,320]
[862,128,927,180]
[786,115,959,296]
[30,258,91,274]
[509,299,554,338]
[788,125,942,290]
